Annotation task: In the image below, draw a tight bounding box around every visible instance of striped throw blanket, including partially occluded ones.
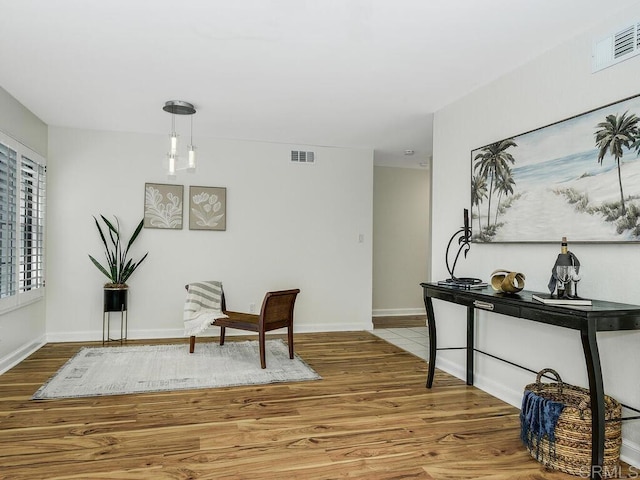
[183,281,229,336]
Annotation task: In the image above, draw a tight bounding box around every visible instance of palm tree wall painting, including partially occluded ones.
[471,93,640,243]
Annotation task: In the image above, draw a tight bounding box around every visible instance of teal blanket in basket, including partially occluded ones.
[520,389,565,459]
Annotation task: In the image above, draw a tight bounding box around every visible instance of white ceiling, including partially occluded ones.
[1,0,638,168]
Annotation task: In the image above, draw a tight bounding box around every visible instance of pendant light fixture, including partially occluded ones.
[163,100,197,177]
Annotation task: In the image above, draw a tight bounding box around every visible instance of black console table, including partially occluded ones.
[420,282,640,480]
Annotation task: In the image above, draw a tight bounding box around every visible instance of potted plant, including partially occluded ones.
[88,215,148,312]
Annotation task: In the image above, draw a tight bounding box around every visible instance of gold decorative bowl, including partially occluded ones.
[490,269,525,293]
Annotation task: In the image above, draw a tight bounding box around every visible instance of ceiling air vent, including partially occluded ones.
[593,22,640,73]
[290,150,315,164]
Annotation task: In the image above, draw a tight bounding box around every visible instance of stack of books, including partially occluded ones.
[437,280,488,290]
[531,293,592,306]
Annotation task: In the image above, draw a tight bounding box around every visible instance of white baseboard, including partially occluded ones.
[46,330,187,343]
[473,373,523,409]
[433,355,466,384]
[621,438,640,469]
[372,308,425,317]
[0,335,47,375]
[45,321,373,344]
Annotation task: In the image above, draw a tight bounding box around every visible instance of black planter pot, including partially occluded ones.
[104,287,128,312]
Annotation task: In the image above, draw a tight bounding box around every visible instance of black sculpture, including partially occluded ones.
[444,209,482,286]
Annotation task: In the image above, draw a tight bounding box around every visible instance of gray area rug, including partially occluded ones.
[33,339,321,400]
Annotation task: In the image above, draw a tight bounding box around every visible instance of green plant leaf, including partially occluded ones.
[88,254,114,281]
[93,216,110,255]
[126,219,145,253]
[100,215,118,234]
[120,252,149,284]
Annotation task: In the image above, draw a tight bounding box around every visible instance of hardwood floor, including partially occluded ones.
[0,332,625,479]
[372,315,426,329]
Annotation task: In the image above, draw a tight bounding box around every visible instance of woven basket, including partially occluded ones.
[521,368,622,478]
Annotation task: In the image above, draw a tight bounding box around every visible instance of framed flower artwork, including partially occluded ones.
[144,183,183,229]
[189,186,226,231]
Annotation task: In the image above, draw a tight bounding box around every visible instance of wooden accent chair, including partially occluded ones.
[189,288,300,369]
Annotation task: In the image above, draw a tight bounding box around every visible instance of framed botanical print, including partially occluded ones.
[189,186,226,231]
[144,183,183,229]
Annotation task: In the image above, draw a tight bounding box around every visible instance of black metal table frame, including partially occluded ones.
[421,282,640,480]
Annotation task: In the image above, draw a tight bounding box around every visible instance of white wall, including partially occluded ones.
[0,86,47,157]
[432,4,640,465]
[373,166,429,315]
[46,128,373,340]
[0,87,48,374]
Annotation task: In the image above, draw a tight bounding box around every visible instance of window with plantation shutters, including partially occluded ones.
[0,143,17,299]
[0,131,46,311]
[19,155,45,293]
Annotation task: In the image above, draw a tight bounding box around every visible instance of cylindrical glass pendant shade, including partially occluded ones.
[188,146,196,169]
[170,133,178,156]
[168,154,176,176]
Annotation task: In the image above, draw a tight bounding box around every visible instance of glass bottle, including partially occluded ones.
[557,237,571,297]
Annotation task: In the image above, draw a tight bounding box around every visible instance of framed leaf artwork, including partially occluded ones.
[189,186,226,231]
[144,183,183,229]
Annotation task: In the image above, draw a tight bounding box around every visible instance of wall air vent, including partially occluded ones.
[593,22,640,73]
[290,150,315,164]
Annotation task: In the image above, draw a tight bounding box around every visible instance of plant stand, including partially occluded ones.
[103,287,128,345]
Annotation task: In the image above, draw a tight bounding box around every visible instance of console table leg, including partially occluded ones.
[425,295,437,388]
[467,307,474,386]
[581,324,605,480]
